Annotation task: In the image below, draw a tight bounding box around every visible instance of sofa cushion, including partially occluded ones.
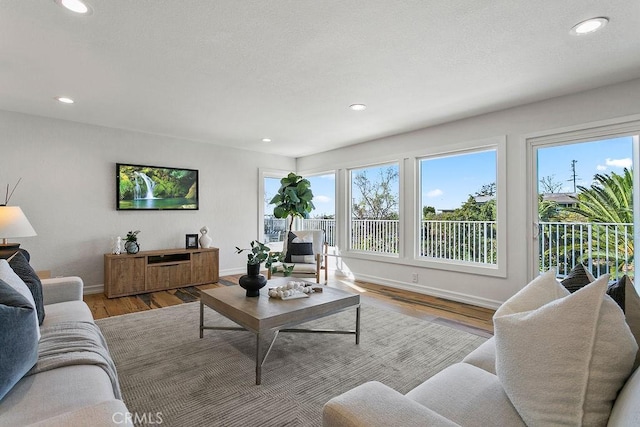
[560,262,595,293]
[0,279,39,400]
[0,365,117,426]
[461,336,496,375]
[494,270,637,426]
[406,362,525,427]
[607,275,640,368]
[607,367,640,427]
[8,251,45,325]
[323,380,459,427]
[42,300,94,327]
[0,259,40,340]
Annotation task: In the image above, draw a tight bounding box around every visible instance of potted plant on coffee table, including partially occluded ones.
[235,241,278,297]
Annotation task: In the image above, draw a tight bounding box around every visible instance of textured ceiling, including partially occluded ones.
[1,1,639,157]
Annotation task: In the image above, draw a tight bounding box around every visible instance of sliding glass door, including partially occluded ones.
[533,135,637,280]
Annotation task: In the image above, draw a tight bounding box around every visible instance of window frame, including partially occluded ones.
[409,137,506,277]
[347,161,402,258]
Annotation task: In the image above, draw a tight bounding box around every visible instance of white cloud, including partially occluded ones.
[318,174,335,180]
[314,195,331,203]
[596,165,607,171]
[425,189,443,198]
[605,158,632,169]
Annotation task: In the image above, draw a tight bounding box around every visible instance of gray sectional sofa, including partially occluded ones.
[0,272,131,426]
[324,270,640,426]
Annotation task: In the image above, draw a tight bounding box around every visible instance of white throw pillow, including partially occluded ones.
[0,259,40,341]
[494,270,637,426]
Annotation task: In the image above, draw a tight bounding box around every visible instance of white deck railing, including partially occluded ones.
[350,219,399,254]
[263,217,634,278]
[421,220,497,264]
[539,222,634,278]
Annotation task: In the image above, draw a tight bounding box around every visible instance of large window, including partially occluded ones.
[349,163,399,254]
[419,149,498,265]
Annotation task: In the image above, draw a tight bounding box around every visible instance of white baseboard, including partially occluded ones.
[220,267,245,276]
[83,283,104,295]
[352,272,502,310]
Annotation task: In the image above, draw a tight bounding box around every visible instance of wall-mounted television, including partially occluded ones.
[116,163,199,210]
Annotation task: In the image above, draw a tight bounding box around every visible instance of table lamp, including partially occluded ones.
[0,205,37,249]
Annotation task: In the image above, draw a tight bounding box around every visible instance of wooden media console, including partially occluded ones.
[104,247,219,298]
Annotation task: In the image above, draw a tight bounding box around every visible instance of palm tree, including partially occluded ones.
[564,168,633,278]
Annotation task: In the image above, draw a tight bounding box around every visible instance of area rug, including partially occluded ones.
[97,302,487,427]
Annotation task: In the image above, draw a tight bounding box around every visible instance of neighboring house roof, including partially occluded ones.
[471,193,578,207]
[474,195,495,204]
[542,193,578,204]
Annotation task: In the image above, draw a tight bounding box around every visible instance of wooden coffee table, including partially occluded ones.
[199,278,361,384]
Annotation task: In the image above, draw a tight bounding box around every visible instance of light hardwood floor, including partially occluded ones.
[84,274,495,337]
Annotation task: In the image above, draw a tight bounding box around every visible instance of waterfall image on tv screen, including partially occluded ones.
[117,163,199,210]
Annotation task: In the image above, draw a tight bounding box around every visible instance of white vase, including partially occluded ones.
[112,236,122,255]
[199,226,212,248]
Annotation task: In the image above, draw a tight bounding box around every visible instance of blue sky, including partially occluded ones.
[265,174,336,217]
[536,136,632,193]
[421,150,496,211]
[265,136,634,216]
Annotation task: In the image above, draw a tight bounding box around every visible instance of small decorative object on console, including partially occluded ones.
[268,280,315,300]
[199,226,212,248]
[124,230,140,254]
[111,236,122,255]
[185,234,198,249]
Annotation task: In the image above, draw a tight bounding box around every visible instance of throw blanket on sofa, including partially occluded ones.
[26,321,122,399]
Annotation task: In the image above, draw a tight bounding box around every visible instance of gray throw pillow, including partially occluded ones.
[607,275,640,369]
[0,279,39,400]
[285,231,315,263]
[285,242,314,263]
[8,251,45,325]
[560,263,595,293]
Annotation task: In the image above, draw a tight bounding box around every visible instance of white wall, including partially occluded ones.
[0,111,295,291]
[297,78,640,308]
[3,78,639,305]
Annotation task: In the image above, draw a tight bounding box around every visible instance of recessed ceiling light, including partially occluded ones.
[570,17,608,35]
[55,96,75,104]
[262,138,272,143]
[55,0,92,15]
[349,104,367,111]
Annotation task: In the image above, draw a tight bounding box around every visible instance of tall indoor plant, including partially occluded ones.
[269,172,314,231]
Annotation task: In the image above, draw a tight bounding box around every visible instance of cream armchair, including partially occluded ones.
[267,230,328,283]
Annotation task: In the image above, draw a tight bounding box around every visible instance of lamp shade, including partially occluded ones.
[0,206,37,245]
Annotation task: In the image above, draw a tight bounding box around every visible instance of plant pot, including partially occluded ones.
[124,241,139,254]
[239,263,267,297]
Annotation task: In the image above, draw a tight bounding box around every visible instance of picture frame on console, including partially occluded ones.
[185,234,198,249]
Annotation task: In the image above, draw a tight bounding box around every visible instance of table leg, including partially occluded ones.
[255,333,262,385]
[356,305,361,345]
[199,300,204,339]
